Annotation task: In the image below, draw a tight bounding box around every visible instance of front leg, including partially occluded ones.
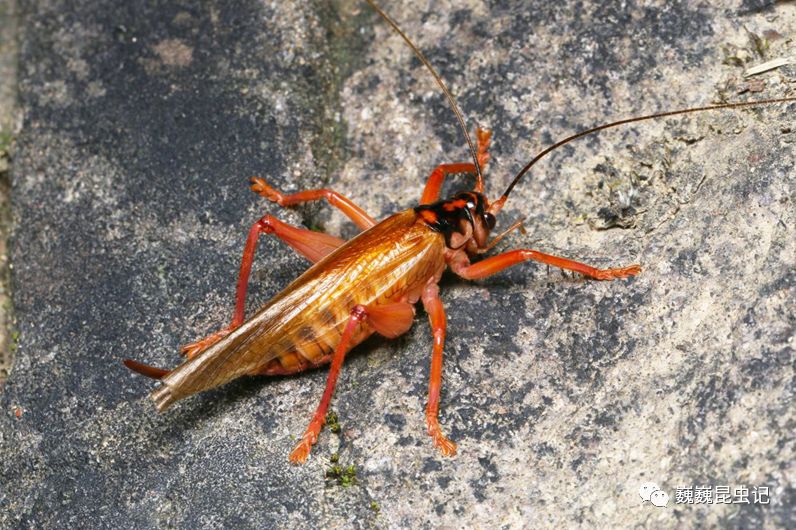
[421,283,457,456]
[451,248,640,281]
[420,128,492,204]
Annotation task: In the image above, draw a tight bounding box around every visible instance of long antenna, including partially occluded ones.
[495,97,796,208]
[365,0,483,186]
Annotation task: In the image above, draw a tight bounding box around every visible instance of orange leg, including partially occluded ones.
[420,128,492,204]
[250,177,376,230]
[290,305,368,463]
[180,215,345,359]
[421,283,457,456]
[451,248,641,281]
[288,300,417,463]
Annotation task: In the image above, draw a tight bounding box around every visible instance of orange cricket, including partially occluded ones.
[124,0,796,463]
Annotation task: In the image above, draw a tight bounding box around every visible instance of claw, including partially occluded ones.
[250,177,281,203]
[427,419,457,457]
[432,432,458,457]
[595,264,641,280]
[289,432,317,464]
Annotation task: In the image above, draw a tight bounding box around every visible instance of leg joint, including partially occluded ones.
[351,304,368,322]
[255,215,276,234]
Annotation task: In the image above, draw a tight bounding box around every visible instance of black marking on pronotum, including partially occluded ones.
[416,192,490,248]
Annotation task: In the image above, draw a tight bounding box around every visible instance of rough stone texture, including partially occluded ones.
[0,0,18,382]
[1,0,794,528]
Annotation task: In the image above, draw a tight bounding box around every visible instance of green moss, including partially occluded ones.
[326,410,341,433]
[748,31,769,58]
[8,329,18,352]
[325,462,357,487]
[369,501,380,513]
[721,54,744,67]
[0,131,13,158]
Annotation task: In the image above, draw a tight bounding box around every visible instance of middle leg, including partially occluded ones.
[289,305,368,463]
[288,300,416,462]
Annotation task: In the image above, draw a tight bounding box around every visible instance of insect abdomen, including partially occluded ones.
[268,223,445,370]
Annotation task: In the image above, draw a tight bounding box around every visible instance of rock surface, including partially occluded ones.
[0,0,19,382]
[1,0,794,528]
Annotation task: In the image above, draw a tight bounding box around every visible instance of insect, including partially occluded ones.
[124,1,796,463]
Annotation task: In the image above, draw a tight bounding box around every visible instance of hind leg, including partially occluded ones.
[181,216,345,359]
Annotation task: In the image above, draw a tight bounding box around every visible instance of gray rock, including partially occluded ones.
[0,0,17,383]
[1,0,794,528]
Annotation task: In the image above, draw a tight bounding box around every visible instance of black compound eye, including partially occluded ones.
[484,213,496,229]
